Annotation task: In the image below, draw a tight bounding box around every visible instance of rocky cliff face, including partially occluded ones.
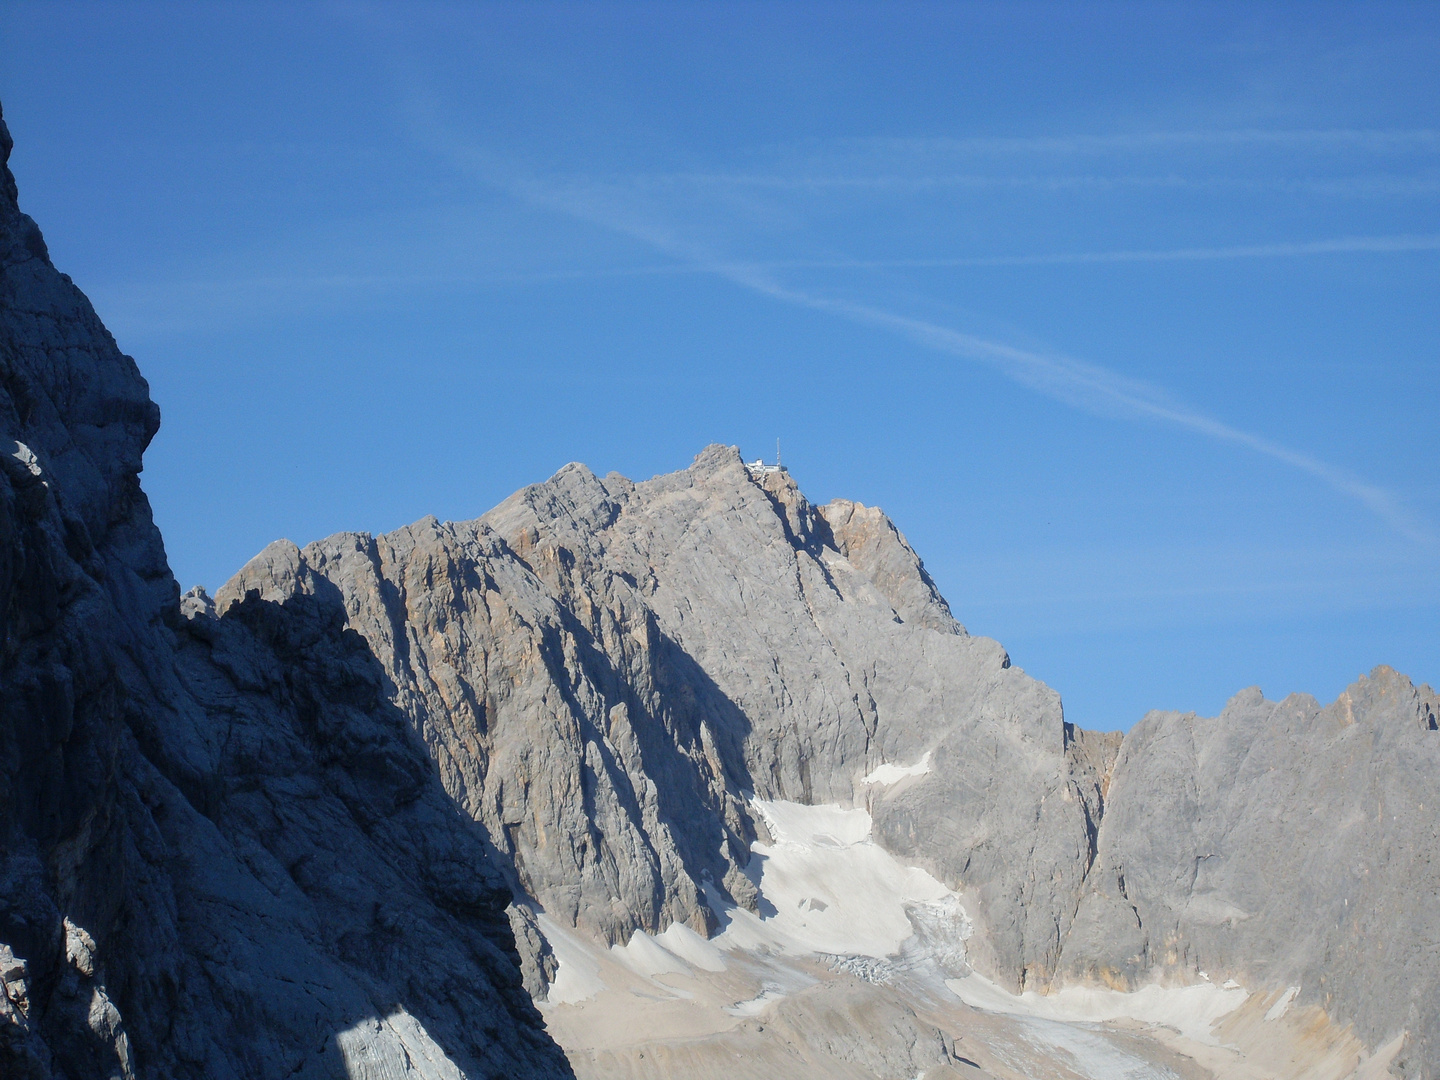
[0,103,572,1079]
[220,449,1440,1076]
[1061,667,1440,1075]
[219,449,1112,1003]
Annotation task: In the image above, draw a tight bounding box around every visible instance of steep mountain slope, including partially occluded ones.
[0,104,571,1079]
[222,449,1438,1078]
[1062,668,1440,1075]
[219,448,1111,999]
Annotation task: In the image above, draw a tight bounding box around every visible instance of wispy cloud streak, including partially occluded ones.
[101,232,1440,314]
[637,125,1440,196]
[712,270,1428,541]
[406,111,1433,544]
[638,173,1440,197]
[755,234,1440,270]
[836,129,1440,155]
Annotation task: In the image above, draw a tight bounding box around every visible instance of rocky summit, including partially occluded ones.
[2,96,1438,1080]
[218,446,1439,1080]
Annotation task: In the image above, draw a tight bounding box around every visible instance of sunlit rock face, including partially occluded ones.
[222,449,1440,1076]
[1061,666,1440,1073]
[219,444,1112,1002]
[0,103,572,1080]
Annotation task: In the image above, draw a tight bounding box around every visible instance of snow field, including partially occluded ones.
[716,799,960,958]
[863,752,933,786]
[946,970,1249,1045]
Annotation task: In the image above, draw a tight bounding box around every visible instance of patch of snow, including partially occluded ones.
[946,970,1248,1046]
[904,893,973,973]
[1184,893,1253,925]
[715,799,960,959]
[725,983,787,1017]
[1264,986,1300,1021]
[655,922,727,972]
[1015,1016,1183,1080]
[537,915,606,1005]
[758,800,873,846]
[823,953,897,984]
[9,442,43,479]
[863,753,932,786]
[612,930,692,979]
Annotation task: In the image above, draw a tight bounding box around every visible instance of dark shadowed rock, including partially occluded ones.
[0,101,572,1079]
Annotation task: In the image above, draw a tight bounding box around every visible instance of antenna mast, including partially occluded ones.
[777,438,781,469]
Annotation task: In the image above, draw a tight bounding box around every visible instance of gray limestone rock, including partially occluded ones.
[221,447,1440,1075]
[218,448,1108,1004]
[0,102,571,1079]
[1059,666,1440,1075]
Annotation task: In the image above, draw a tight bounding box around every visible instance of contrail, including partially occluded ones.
[835,129,1440,155]
[713,268,1429,542]
[748,234,1440,270]
[634,173,1440,197]
[405,110,1433,544]
[105,231,1440,307]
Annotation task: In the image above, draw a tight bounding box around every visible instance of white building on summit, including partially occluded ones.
[746,440,785,477]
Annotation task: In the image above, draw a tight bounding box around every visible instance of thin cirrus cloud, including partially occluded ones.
[743,233,1440,270]
[634,173,1440,197]
[400,112,1434,541]
[396,107,1438,545]
[822,129,1440,155]
[713,269,1433,546]
[91,228,1440,339]
[646,127,1440,196]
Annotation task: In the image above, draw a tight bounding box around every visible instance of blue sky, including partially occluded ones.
[3,2,1437,730]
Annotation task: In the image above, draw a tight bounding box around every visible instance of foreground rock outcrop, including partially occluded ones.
[0,103,572,1079]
